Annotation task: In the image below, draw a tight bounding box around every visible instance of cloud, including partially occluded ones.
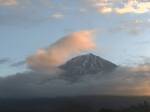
[0,0,52,26]
[90,0,150,14]
[0,58,10,64]
[0,0,51,7]
[130,64,150,73]
[27,31,96,72]
[110,19,150,35]
[0,65,150,98]
[10,60,26,67]
[98,6,112,14]
[115,1,150,14]
[0,0,17,6]
[50,12,64,19]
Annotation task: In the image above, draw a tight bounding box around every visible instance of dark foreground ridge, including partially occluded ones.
[60,53,117,80]
[0,96,150,112]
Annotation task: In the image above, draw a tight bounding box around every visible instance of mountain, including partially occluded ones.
[59,53,117,80]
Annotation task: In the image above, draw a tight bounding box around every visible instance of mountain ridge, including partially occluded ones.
[59,53,117,80]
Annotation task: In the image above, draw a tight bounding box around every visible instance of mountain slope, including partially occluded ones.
[59,53,117,80]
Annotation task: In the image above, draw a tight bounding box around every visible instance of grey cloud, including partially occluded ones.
[0,58,10,64]
[10,60,26,67]
[0,66,150,98]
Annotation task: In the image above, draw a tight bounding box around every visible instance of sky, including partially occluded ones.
[0,0,150,77]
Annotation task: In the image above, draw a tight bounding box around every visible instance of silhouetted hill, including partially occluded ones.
[0,96,150,112]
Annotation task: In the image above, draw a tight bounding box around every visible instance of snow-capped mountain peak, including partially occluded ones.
[60,53,117,76]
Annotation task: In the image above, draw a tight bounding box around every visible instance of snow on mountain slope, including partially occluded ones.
[59,53,117,80]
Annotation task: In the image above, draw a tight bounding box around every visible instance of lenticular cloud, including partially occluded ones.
[27,30,96,72]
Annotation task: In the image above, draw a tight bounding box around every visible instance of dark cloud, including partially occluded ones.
[0,58,10,64]
[10,60,26,67]
[0,66,150,98]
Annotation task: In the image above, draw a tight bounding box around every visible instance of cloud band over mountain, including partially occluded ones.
[0,66,150,98]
